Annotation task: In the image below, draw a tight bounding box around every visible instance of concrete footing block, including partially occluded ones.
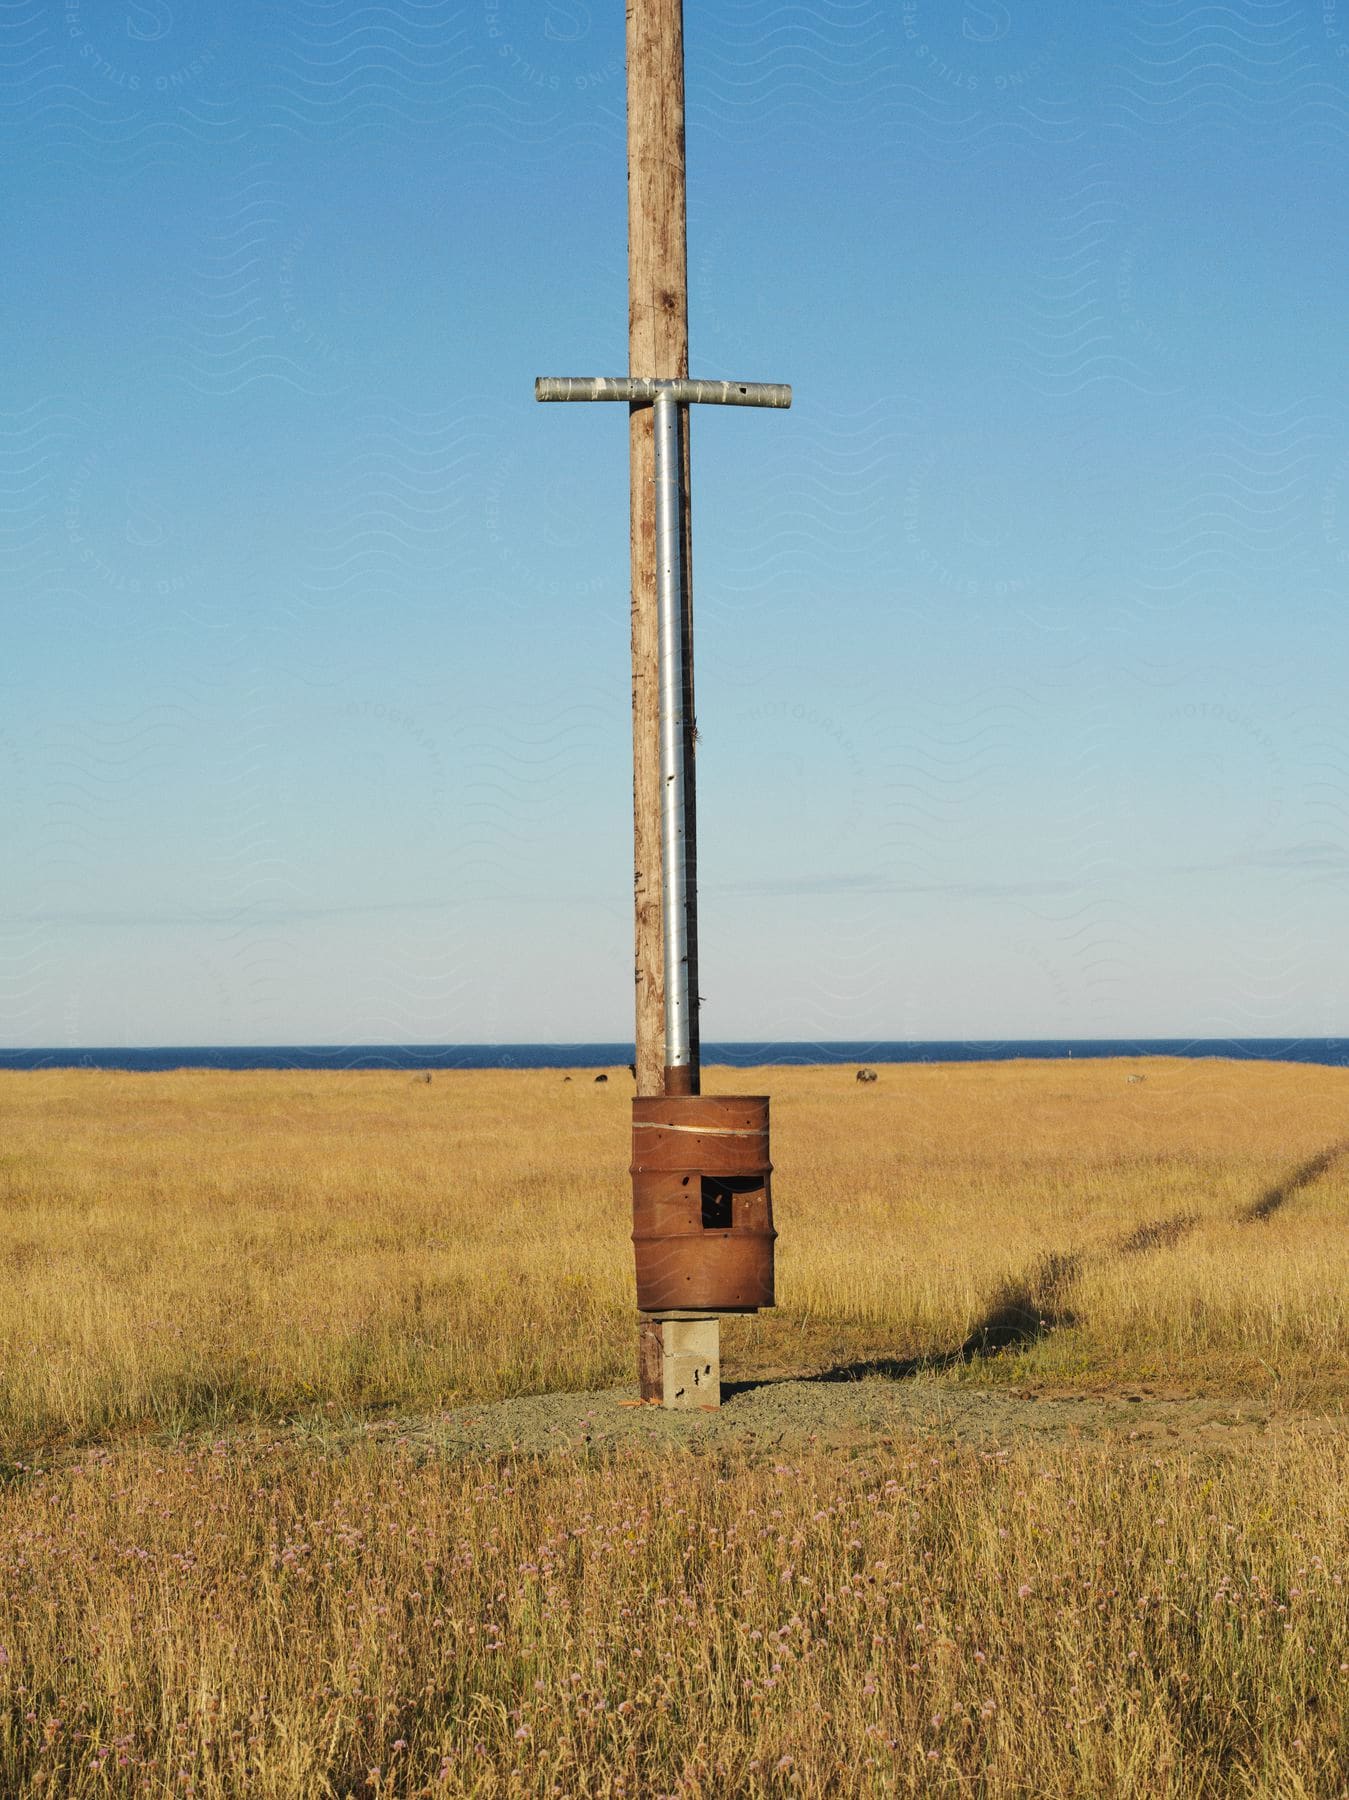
[658,1316,720,1409]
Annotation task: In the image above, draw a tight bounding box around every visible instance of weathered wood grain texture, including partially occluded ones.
[627,0,698,1103]
[637,1314,664,1402]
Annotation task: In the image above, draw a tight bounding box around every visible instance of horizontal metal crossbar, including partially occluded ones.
[535,376,791,409]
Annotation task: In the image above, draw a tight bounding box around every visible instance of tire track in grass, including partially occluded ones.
[819,1139,1349,1382]
[1239,1141,1349,1223]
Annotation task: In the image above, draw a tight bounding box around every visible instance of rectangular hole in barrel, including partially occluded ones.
[701,1176,760,1230]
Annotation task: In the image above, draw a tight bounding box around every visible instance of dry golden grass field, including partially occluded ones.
[0,1057,1346,1796]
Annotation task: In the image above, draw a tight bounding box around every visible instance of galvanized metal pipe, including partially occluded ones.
[534,368,789,1088]
[536,376,791,410]
[652,390,692,1076]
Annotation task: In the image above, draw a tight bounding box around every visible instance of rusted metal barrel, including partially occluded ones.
[631,1094,776,1312]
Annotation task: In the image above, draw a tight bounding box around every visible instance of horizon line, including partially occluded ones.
[0,1034,1341,1055]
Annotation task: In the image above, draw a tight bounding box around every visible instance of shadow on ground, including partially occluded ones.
[1241,1141,1349,1222]
[728,1138,1349,1399]
[784,1249,1084,1391]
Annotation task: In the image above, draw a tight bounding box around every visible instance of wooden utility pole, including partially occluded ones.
[536,3,788,1406]
[629,0,698,1403]
[627,0,698,1104]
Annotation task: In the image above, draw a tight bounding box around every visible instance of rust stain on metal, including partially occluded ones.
[631,1094,776,1313]
[663,1061,697,1097]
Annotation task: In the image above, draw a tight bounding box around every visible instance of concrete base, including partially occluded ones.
[642,1314,720,1408]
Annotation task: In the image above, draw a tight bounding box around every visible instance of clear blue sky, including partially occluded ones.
[4,1,1347,1047]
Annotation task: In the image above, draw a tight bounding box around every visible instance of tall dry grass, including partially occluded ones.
[0,1058,1346,1449]
[0,1058,1347,1797]
[0,1430,1345,1796]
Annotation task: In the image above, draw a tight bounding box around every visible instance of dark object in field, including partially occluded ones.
[410,1071,432,1085]
[594,1073,609,1084]
[855,1067,878,1083]
[630,1093,775,1311]
[563,1075,572,1082]
[628,1062,637,1078]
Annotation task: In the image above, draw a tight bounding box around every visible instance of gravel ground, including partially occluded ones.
[369,1375,1344,1463]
